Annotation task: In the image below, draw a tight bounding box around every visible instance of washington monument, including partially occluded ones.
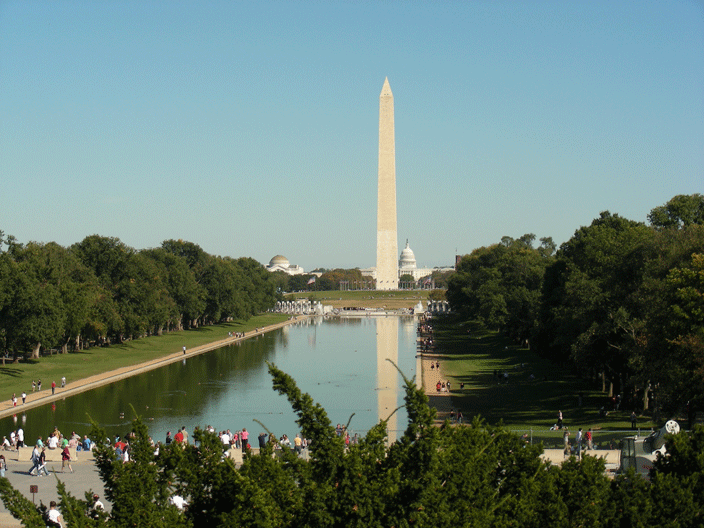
[376,77,398,290]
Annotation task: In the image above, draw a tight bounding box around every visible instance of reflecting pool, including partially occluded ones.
[0,316,419,445]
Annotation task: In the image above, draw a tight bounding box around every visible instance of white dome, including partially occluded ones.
[269,255,290,267]
[399,240,417,269]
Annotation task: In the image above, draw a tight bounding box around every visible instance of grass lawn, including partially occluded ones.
[432,315,656,445]
[286,289,432,310]
[0,313,290,400]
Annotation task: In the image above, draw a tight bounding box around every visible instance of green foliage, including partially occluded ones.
[317,268,364,291]
[1,369,704,527]
[447,234,552,344]
[0,233,278,356]
[648,193,704,229]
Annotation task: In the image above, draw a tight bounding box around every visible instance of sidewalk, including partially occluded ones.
[0,449,102,527]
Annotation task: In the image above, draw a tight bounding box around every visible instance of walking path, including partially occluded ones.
[419,352,454,423]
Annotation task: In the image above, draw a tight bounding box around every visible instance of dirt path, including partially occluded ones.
[418,352,454,424]
[0,317,309,421]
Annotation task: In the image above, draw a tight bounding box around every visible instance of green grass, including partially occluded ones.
[434,316,656,433]
[0,313,290,398]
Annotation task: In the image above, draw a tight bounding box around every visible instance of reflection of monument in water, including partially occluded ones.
[376,316,399,443]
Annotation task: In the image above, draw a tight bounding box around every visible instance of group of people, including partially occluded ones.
[28,428,81,476]
[562,427,595,459]
[9,377,68,407]
[227,332,246,338]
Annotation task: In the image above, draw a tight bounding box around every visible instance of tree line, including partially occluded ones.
[0,234,278,359]
[447,194,704,418]
[0,364,702,527]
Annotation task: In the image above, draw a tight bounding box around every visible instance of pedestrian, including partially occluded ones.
[61,376,66,388]
[31,380,36,392]
[183,346,186,355]
[457,410,463,424]
[0,455,6,477]
[575,428,583,458]
[37,447,49,476]
[51,381,56,395]
[630,411,637,430]
[11,393,16,407]
[37,379,42,391]
[450,409,455,423]
[21,391,26,404]
[557,410,563,429]
[47,500,64,527]
[61,445,74,473]
[585,428,593,450]
[563,430,571,459]
[241,428,249,452]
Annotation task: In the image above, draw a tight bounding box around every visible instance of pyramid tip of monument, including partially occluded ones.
[381,77,392,95]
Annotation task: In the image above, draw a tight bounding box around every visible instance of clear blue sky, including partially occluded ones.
[2,1,702,271]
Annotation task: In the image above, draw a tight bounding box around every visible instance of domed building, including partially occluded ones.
[266,255,305,276]
[398,240,417,271]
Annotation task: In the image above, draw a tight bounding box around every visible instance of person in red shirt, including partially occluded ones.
[174,430,184,443]
[51,381,56,395]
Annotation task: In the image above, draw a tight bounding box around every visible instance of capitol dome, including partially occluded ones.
[269,255,290,267]
[399,240,417,269]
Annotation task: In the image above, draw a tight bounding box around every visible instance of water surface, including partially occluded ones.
[1,316,418,445]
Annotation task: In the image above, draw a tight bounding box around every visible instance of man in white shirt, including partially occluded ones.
[220,430,231,448]
[575,428,583,458]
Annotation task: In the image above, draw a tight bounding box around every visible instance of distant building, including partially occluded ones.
[361,240,453,285]
[266,255,305,276]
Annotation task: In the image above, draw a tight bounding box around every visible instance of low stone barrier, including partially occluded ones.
[16,446,79,462]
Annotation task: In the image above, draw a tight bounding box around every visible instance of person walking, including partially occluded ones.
[630,411,637,430]
[51,381,56,395]
[563,430,571,459]
[21,391,26,404]
[37,447,49,476]
[61,445,74,473]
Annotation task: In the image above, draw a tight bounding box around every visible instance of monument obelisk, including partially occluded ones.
[376,77,398,290]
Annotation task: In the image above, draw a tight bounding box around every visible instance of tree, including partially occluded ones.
[536,213,654,396]
[648,193,704,229]
[2,364,704,527]
[399,274,415,289]
[447,235,551,345]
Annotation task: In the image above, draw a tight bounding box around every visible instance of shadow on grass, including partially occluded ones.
[0,367,25,379]
[432,315,653,431]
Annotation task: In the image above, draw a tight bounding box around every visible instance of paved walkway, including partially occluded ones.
[0,448,102,527]
[0,316,308,526]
